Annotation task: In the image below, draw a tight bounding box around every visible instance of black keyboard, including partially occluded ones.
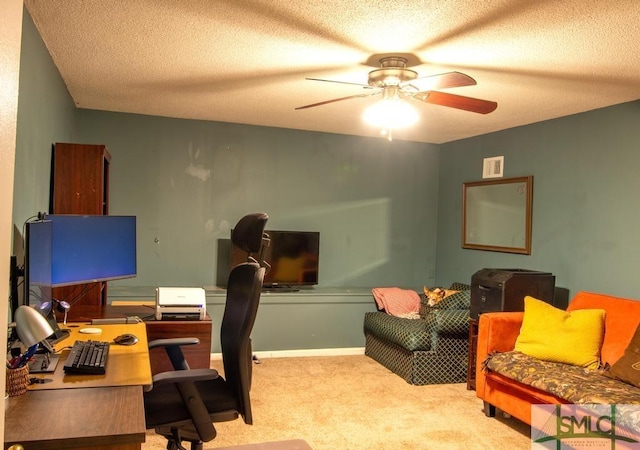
[63,340,110,375]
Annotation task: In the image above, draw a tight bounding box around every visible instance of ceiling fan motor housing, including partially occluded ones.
[368,56,417,87]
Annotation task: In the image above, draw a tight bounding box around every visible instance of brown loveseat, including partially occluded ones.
[476,291,640,425]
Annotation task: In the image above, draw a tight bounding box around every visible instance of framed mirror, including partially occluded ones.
[462,176,533,254]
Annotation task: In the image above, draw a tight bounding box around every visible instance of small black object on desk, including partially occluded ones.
[113,333,139,346]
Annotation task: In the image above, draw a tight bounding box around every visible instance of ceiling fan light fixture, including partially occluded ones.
[296,55,496,138]
[363,95,419,133]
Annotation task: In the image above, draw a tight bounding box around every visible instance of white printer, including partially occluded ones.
[155,287,206,321]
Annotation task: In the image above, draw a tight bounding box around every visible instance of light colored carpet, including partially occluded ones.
[143,355,530,449]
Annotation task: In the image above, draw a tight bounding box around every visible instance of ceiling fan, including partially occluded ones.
[295,56,497,115]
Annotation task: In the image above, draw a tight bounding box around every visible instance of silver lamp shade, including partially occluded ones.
[14,305,54,348]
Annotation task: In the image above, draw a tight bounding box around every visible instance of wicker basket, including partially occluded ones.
[6,365,30,397]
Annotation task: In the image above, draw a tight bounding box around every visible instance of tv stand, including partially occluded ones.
[263,285,300,293]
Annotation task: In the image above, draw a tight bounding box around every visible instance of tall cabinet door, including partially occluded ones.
[51,143,110,215]
[51,143,111,318]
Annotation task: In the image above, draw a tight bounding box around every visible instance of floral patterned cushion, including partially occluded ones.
[484,351,640,405]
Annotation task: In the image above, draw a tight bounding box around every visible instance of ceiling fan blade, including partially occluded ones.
[295,92,379,110]
[305,78,373,89]
[403,71,477,91]
[415,91,497,114]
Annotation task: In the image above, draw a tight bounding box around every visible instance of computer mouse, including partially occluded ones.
[113,333,139,346]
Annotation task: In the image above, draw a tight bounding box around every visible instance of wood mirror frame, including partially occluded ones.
[462,175,533,254]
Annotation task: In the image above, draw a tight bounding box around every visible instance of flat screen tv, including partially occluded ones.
[230,230,320,290]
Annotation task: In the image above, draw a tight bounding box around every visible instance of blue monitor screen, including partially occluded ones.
[27,220,53,286]
[27,215,137,287]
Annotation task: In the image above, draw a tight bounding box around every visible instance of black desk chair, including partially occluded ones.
[144,212,270,450]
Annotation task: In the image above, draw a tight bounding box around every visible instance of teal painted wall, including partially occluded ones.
[436,101,640,300]
[73,111,440,290]
[12,6,76,259]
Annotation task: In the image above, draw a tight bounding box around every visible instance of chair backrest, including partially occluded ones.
[232,212,270,257]
[221,212,269,424]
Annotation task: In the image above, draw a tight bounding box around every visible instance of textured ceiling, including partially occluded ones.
[24,0,640,144]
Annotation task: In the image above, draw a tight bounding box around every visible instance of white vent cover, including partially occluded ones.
[483,156,504,178]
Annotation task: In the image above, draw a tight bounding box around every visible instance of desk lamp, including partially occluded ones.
[14,305,55,353]
[38,299,71,326]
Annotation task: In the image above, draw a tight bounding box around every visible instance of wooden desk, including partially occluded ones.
[29,322,152,390]
[5,322,150,450]
[70,304,213,374]
[4,386,144,450]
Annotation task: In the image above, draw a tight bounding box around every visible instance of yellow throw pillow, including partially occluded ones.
[514,296,605,369]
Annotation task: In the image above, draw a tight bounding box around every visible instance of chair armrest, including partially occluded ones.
[422,309,469,352]
[148,368,219,390]
[148,337,200,349]
[148,337,201,370]
[426,309,469,335]
[475,312,523,398]
[146,368,220,442]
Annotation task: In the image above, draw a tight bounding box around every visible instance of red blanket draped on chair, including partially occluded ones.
[372,287,421,317]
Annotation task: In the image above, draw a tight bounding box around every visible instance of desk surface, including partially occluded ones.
[29,322,152,390]
[5,322,150,450]
[69,304,214,374]
[4,386,145,450]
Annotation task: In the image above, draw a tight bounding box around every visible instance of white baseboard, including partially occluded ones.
[210,347,365,360]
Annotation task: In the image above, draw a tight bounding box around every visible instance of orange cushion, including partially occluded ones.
[569,292,640,365]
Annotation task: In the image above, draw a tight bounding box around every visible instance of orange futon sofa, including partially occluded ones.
[476,291,640,425]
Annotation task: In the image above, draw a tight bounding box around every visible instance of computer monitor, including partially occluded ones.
[39,214,137,287]
[24,214,137,340]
